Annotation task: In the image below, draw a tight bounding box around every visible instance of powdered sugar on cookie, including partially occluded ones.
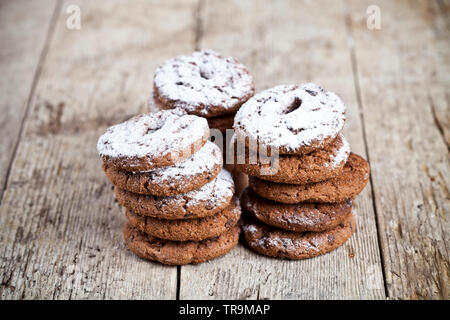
[154,49,254,116]
[184,169,234,206]
[133,141,222,186]
[234,83,346,152]
[331,134,350,167]
[162,169,234,209]
[97,108,209,168]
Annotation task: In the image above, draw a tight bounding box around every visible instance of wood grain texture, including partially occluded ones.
[0,0,448,300]
[0,0,199,299]
[428,0,450,148]
[348,0,449,299]
[179,0,385,300]
[0,0,58,199]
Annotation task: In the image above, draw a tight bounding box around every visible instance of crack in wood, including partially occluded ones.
[0,0,62,206]
[428,94,450,151]
[344,8,389,299]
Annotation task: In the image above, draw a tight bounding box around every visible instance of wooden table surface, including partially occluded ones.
[0,0,448,300]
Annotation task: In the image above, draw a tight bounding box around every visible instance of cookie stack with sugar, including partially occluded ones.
[150,49,255,194]
[233,83,370,260]
[97,108,241,265]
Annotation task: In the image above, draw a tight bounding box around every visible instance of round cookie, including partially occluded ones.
[103,140,222,196]
[97,108,209,172]
[241,212,356,260]
[124,224,240,265]
[115,169,234,220]
[241,188,352,232]
[153,49,254,118]
[234,83,345,155]
[235,134,350,184]
[125,196,241,241]
[249,153,369,203]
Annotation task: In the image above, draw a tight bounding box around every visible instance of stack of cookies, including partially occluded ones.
[97,108,241,265]
[150,49,255,194]
[233,83,370,260]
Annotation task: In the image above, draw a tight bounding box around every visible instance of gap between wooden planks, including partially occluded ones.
[179,0,385,300]
[0,0,59,204]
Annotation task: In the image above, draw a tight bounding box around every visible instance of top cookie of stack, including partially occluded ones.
[233,83,370,260]
[151,49,254,133]
[97,108,241,265]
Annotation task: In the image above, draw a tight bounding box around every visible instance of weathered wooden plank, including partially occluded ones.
[348,0,449,299]
[429,0,450,148]
[0,0,58,199]
[179,0,385,300]
[0,0,199,299]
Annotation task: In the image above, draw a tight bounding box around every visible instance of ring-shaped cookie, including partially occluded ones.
[234,83,345,155]
[153,50,254,118]
[103,141,222,196]
[98,108,209,171]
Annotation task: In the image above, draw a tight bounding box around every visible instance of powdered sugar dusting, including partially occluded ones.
[132,141,222,186]
[180,169,234,207]
[242,223,258,234]
[331,134,350,167]
[234,83,346,151]
[97,108,208,160]
[154,49,254,116]
[148,93,162,113]
[244,225,320,253]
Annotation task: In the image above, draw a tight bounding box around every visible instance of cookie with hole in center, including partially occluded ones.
[153,49,254,118]
[124,223,240,265]
[103,140,222,196]
[249,153,369,204]
[97,108,209,172]
[234,133,350,184]
[115,169,234,220]
[241,212,356,260]
[125,197,241,241]
[241,188,352,232]
[233,83,346,155]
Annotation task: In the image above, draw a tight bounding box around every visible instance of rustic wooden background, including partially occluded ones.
[0,0,448,300]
